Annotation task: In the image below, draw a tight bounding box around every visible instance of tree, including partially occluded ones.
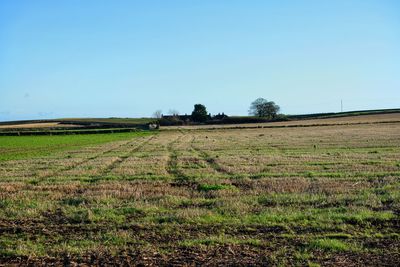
[249,98,280,118]
[168,109,179,117]
[153,110,162,119]
[191,104,208,122]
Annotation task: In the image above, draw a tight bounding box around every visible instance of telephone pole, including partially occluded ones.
[341,99,343,113]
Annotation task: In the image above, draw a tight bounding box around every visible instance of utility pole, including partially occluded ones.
[341,99,343,113]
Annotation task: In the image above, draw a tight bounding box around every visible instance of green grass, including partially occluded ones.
[309,239,354,252]
[197,184,236,191]
[0,131,152,161]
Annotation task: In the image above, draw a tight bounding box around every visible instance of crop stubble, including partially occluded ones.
[0,120,399,265]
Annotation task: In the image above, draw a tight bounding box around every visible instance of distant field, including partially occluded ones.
[0,122,80,129]
[286,108,400,120]
[163,112,400,129]
[0,117,154,136]
[1,110,398,131]
[58,117,155,125]
[0,115,399,265]
[0,117,155,132]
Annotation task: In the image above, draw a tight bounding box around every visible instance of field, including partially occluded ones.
[163,113,400,130]
[0,115,399,265]
[0,123,81,129]
[0,132,151,161]
[57,117,156,125]
[0,118,155,136]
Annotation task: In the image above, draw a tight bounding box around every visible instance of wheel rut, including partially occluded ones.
[36,138,135,181]
[166,132,197,187]
[190,136,232,175]
[100,135,156,176]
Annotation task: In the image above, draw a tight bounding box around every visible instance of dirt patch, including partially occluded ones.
[1,244,398,266]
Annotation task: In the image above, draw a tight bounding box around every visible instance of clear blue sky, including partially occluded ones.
[1,0,399,121]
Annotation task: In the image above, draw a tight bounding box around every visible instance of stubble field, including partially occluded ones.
[0,116,399,266]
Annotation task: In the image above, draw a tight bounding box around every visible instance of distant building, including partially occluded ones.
[162,114,192,122]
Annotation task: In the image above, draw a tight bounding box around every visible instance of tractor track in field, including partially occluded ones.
[166,132,197,187]
[166,132,232,187]
[190,136,233,176]
[99,135,156,176]
[59,140,133,171]
[36,134,154,181]
[36,138,136,181]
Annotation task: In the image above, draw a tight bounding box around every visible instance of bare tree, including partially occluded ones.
[153,110,162,119]
[168,109,179,117]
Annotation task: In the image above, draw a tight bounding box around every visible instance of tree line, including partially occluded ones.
[154,98,281,125]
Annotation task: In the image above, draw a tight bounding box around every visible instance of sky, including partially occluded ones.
[0,0,399,121]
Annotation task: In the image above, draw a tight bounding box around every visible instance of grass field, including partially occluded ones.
[58,117,155,125]
[0,122,81,129]
[0,115,399,265]
[163,112,400,130]
[0,132,151,161]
